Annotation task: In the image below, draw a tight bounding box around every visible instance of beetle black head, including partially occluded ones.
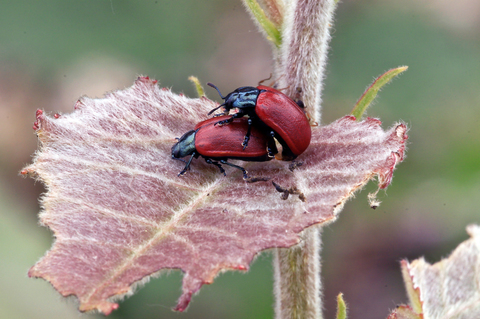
[171,130,197,159]
[207,83,260,115]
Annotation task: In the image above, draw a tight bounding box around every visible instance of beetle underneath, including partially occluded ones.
[171,116,273,179]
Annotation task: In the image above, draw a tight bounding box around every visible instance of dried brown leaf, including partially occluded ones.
[23,77,407,314]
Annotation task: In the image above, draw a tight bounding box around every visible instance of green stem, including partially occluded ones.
[274,227,323,319]
[272,0,337,318]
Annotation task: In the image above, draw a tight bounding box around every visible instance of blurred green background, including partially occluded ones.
[1,0,479,318]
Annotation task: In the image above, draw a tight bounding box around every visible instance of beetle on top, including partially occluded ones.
[207,84,311,161]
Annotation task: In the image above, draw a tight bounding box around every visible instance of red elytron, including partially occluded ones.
[172,116,272,178]
[207,84,311,160]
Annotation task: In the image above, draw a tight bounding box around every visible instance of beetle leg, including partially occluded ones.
[172,156,187,164]
[242,118,252,150]
[257,73,273,86]
[212,110,229,118]
[220,160,248,179]
[214,116,233,126]
[272,181,306,202]
[178,152,196,176]
[267,131,278,157]
[205,158,226,176]
[295,100,305,109]
[214,111,245,126]
[288,160,304,172]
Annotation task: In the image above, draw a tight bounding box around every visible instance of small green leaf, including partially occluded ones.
[336,293,347,319]
[243,0,282,47]
[188,76,205,97]
[351,66,408,120]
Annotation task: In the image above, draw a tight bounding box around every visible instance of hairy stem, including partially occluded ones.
[274,227,323,319]
[271,0,337,318]
[276,0,337,124]
[242,1,337,317]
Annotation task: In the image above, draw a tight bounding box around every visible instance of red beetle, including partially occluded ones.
[207,84,311,160]
[171,116,272,179]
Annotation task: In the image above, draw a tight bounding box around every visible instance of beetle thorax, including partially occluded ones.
[171,130,197,158]
[224,86,259,110]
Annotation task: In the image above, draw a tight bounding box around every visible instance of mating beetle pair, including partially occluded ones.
[171,84,312,178]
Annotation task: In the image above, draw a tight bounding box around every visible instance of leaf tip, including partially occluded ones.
[188,76,206,97]
[33,109,44,131]
[79,301,119,316]
[234,264,248,271]
[242,0,282,47]
[351,66,409,120]
[336,293,347,319]
[27,266,36,278]
[175,292,192,312]
[466,224,480,237]
[367,122,408,207]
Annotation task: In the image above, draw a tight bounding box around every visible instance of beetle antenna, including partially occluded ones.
[207,82,226,100]
[207,103,226,115]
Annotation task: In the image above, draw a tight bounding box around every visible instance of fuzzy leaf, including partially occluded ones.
[386,305,422,319]
[401,259,423,314]
[23,77,407,315]
[401,225,480,318]
[351,66,408,120]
